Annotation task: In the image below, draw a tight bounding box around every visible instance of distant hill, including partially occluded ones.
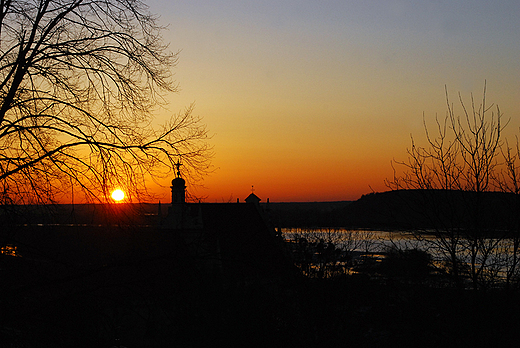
[265,201,353,228]
[2,190,517,231]
[267,190,520,230]
[344,189,520,230]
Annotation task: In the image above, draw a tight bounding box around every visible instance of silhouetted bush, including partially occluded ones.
[379,247,433,282]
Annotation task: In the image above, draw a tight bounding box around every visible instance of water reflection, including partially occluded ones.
[282,228,420,254]
[282,228,391,278]
[0,244,19,257]
[282,228,520,286]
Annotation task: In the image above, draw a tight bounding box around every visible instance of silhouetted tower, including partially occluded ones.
[171,161,186,204]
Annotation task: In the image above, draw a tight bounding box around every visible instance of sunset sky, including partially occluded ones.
[146,0,520,202]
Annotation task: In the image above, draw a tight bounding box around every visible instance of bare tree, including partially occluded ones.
[387,83,510,289]
[0,0,211,204]
[495,137,520,287]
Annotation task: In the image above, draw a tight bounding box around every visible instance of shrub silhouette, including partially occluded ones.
[379,247,433,281]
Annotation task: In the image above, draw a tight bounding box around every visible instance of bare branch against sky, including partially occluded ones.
[0,0,211,204]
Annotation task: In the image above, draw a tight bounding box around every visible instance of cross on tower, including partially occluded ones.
[175,160,182,178]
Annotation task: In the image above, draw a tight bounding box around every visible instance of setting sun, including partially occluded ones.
[111,189,125,202]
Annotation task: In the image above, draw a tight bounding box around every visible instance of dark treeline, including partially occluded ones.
[266,201,353,228]
[5,189,513,230]
[267,189,519,231]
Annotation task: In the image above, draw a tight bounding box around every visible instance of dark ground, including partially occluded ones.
[2,195,520,347]
[2,236,520,347]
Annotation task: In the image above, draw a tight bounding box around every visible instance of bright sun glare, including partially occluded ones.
[111,189,125,202]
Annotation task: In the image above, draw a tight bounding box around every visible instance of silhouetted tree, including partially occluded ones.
[388,82,513,289]
[379,246,433,283]
[0,0,211,204]
[496,137,520,287]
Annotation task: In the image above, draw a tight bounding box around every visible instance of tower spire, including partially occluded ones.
[171,160,186,204]
[175,160,182,178]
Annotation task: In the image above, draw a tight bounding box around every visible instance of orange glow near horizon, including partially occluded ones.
[56,1,520,205]
[147,154,393,203]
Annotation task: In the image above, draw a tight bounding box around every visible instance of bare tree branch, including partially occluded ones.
[0,0,211,204]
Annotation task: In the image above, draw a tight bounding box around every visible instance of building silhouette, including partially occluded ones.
[1,171,293,282]
[161,174,291,280]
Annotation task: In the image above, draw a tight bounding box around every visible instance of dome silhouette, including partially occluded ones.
[171,176,185,187]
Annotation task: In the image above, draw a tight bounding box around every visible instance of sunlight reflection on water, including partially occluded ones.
[282,228,419,254]
[282,228,518,282]
[0,244,19,257]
